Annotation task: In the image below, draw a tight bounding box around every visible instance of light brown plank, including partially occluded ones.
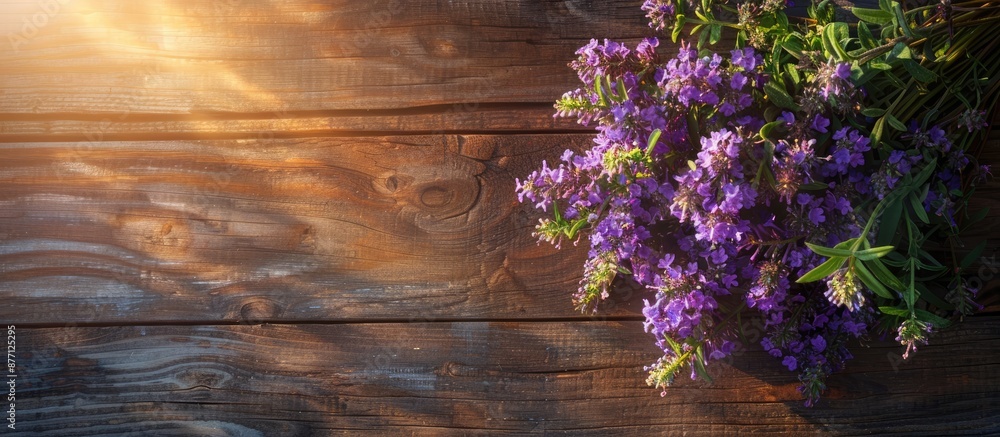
[9,318,999,435]
[0,104,587,142]
[0,134,652,324]
[0,131,997,324]
[0,0,654,115]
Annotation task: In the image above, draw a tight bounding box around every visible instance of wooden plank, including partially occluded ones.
[8,318,999,435]
[0,104,587,142]
[0,131,997,323]
[0,0,654,114]
[0,134,659,324]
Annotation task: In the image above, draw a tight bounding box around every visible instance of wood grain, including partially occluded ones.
[0,134,663,324]
[2,131,996,325]
[10,318,999,435]
[0,0,654,115]
[0,104,588,142]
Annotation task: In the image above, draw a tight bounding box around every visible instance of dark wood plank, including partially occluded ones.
[0,0,654,115]
[8,318,999,435]
[964,112,1000,311]
[0,134,655,324]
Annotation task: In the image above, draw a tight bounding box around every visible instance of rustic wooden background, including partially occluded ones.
[0,1,997,435]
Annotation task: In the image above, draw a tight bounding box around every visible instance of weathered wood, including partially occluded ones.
[0,134,660,324]
[9,318,999,435]
[0,104,587,142]
[2,131,996,325]
[0,0,654,114]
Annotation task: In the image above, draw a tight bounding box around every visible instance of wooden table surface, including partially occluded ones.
[0,1,997,435]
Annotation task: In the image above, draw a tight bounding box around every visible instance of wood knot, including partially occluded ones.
[437,361,473,377]
[419,186,454,208]
[175,367,232,389]
[415,27,469,62]
[239,299,283,323]
[385,175,399,192]
[426,37,460,58]
[112,214,192,261]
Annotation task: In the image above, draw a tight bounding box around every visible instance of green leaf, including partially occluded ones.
[917,248,945,269]
[615,77,629,102]
[876,195,903,246]
[878,306,910,317]
[834,238,858,250]
[902,59,937,83]
[914,309,950,329]
[857,22,877,50]
[646,129,662,156]
[854,245,895,261]
[692,345,713,383]
[885,113,907,131]
[864,257,905,290]
[806,242,853,258]
[855,261,894,299]
[565,218,588,239]
[552,201,563,223]
[822,22,851,61]
[782,37,804,58]
[764,80,799,110]
[912,159,938,186]
[960,240,987,269]
[871,116,886,144]
[852,7,893,25]
[908,192,930,224]
[709,23,722,45]
[861,107,886,117]
[904,258,917,309]
[698,24,711,49]
[672,15,686,43]
[785,61,801,83]
[594,75,606,106]
[892,2,913,38]
[759,120,784,140]
[869,61,892,70]
[796,256,847,283]
[888,42,911,61]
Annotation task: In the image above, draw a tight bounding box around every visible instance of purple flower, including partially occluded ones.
[835,63,852,80]
[811,336,827,353]
[811,114,829,133]
[783,355,798,371]
[808,207,826,224]
[780,111,795,125]
[730,73,747,90]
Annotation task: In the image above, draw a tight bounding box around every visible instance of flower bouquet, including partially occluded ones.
[516,0,998,405]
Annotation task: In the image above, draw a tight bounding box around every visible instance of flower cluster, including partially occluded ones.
[517,0,993,406]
